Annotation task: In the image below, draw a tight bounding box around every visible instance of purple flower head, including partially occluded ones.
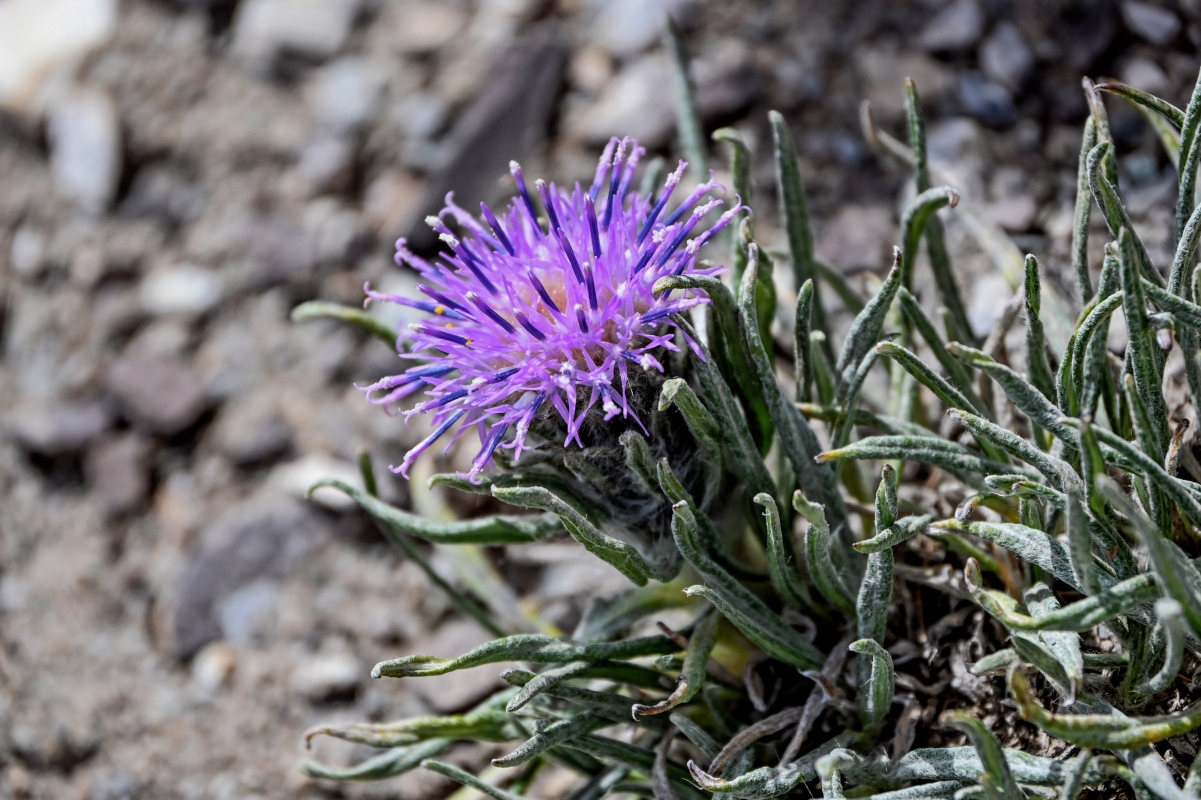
[362,137,741,481]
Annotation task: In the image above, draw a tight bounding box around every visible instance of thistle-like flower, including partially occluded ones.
[362,137,740,480]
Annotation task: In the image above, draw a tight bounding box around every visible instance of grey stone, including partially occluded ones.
[388,2,467,55]
[0,0,117,113]
[817,205,895,271]
[957,73,1014,127]
[107,349,210,436]
[232,0,360,67]
[590,0,695,59]
[1122,1,1180,44]
[567,53,674,147]
[306,57,383,132]
[172,497,321,657]
[211,393,292,466]
[217,580,279,644]
[139,263,224,317]
[84,432,152,516]
[10,223,46,278]
[9,400,112,455]
[980,22,1033,90]
[46,87,122,214]
[917,0,985,52]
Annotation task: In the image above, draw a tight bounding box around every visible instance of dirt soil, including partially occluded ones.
[2,0,1199,797]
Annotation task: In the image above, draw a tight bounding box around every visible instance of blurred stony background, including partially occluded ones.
[2,0,1200,797]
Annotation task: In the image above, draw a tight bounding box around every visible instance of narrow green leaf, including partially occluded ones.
[853,515,932,554]
[672,500,823,670]
[740,245,844,521]
[632,610,719,718]
[1088,143,1164,287]
[900,187,959,290]
[1009,666,1201,749]
[1094,81,1185,128]
[833,348,882,449]
[818,435,1030,482]
[1024,255,1056,402]
[1175,66,1201,244]
[372,633,677,679]
[941,711,1023,800]
[1135,598,1185,697]
[793,491,856,616]
[422,759,531,800]
[301,738,453,781]
[897,288,984,411]
[757,492,814,610]
[1072,117,1099,301]
[1066,491,1100,597]
[659,377,723,508]
[850,639,895,729]
[947,409,1080,493]
[835,250,902,387]
[713,127,753,291]
[291,299,398,347]
[492,712,610,768]
[1119,227,1171,457]
[770,108,821,330]
[492,484,659,584]
[795,279,816,403]
[948,342,1073,442]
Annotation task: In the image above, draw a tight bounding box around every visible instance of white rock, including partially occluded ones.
[390,2,467,55]
[291,652,361,701]
[192,642,237,692]
[0,0,117,113]
[47,87,121,213]
[232,0,359,67]
[139,263,224,317]
[271,454,361,510]
[590,0,696,59]
[10,224,46,278]
[306,57,383,132]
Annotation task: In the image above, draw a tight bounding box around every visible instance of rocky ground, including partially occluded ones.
[1,0,1199,797]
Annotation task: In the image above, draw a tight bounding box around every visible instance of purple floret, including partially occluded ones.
[362,137,741,480]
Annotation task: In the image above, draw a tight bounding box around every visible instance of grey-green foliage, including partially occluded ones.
[296,54,1201,800]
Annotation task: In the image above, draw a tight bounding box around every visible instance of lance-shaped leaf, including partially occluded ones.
[1008,665,1201,749]
[1065,419,1201,532]
[1068,290,1124,417]
[1071,117,1099,300]
[422,759,532,800]
[1097,476,1201,639]
[563,734,696,788]
[947,409,1080,493]
[891,745,1107,786]
[492,711,610,768]
[850,639,895,729]
[659,378,723,508]
[900,187,959,289]
[306,693,517,748]
[1135,598,1186,697]
[309,479,560,545]
[1119,227,1171,457]
[853,515,932,554]
[672,500,824,670]
[505,660,668,712]
[818,435,1028,481]
[686,738,842,798]
[631,610,719,718]
[905,78,974,344]
[1176,66,1201,244]
[897,288,984,411]
[1094,81,1185,129]
[770,109,821,327]
[1023,255,1056,403]
[977,572,1157,633]
[833,347,882,449]
[835,250,902,387]
[302,738,453,782]
[795,279,816,403]
[1065,490,1100,597]
[372,633,678,679]
[940,711,1023,800]
[948,342,1074,443]
[929,518,1102,594]
[712,127,753,288]
[1088,142,1163,287]
[876,341,983,415]
[740,245,844,519]
[794,491,857,615]
[492,483,661,584]
[757,492,814,610]
[675,315,776,498]
[857,468,897,650]
[1024,583,1084,706]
